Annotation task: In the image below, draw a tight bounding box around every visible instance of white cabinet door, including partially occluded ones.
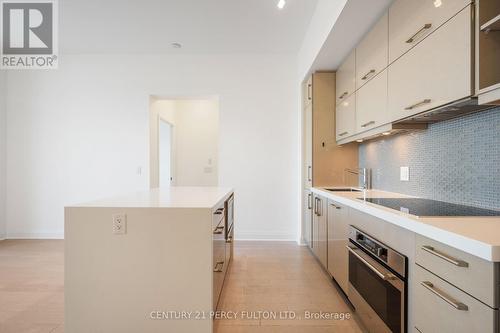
[388,7,472,123]
[303,191,313,248]
[336,50,356,105]
[336,94,356,141]
[304,103,313,188]
[312,195,327,269]
[356,13,388,90]
[389,0,471,63]
[327,201,349,294]
[356,70,389,133]
[304,75,313,108]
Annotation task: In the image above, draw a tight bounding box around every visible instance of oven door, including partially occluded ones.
[347,243,406,333]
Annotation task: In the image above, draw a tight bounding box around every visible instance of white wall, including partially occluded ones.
[6,54,299,240]
[0,70,6,240]
[152,99,219,187]
[297,0,347,80]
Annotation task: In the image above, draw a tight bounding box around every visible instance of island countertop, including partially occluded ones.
[311,187,500,262]
[68,187,234,209]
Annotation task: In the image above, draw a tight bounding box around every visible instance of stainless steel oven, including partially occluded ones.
[347,226,407,333]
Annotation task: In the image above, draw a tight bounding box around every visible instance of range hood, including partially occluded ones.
[394,97,498,126]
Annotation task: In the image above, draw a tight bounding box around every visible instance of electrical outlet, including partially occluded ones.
[112,214,127,235]
[400,167,410,182]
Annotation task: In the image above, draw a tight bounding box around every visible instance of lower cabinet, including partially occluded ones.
[414,264,498,333]
[304,190,313,248]
[312,194,328,268]
[327,200,349,294]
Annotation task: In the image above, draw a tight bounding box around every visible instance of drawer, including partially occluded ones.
[414,264,498,333]
[356,13,388,90]
[388,0,471,63]
[336,93,356,140]
[336,49,356,106]
[416,235,499,308]
[213,205,224,229]
[388,6,472,123]
[356,69,389,133]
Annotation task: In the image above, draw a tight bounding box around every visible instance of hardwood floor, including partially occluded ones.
[0,240,64,333]
[0,240,364,333]
[215,242,364,333]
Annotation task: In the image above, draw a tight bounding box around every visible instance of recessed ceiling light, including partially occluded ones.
[171,42,182,49]
[277,0,286,10]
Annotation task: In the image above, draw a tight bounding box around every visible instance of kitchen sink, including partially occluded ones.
[324,188,362,192]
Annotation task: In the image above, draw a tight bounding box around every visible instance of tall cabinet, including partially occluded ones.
[302,72,358,250]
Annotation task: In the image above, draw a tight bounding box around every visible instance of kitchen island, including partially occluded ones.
[65,187,234,333]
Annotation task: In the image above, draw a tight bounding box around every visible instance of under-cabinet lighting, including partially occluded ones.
[356,139,363,143]
[277,0,286,9]
[434,0,442,8]
[382,132,391,136]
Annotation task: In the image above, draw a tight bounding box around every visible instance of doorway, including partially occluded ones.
[159,119,174,187]
[149,96,220,188]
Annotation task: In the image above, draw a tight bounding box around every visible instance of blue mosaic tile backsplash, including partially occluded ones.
[359,107,500,210]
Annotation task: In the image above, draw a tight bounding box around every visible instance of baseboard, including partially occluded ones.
[6,232,64,239]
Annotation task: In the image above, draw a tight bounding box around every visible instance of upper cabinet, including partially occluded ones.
[357,70,389,133]
[336,93,356,141]
[477,0,500,104]
[388,7,472,122]
[336,50,356,105]
[388,0,472,64]
[356,13,388,90]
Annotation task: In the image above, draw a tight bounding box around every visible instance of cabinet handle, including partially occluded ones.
[307,166,312,182]
[213,261,224,272]
[405,99,431,110]
[330,203,341,210]
[307,193,312,210]
[361,69,376,80]
[339,131,349,137]
[420,281,469,311]
[213,226,224,235]
[214,208,224,215]
[308,84,312,100]
[421,246,469,267]
[406,23,432,43]
[318,198,322,216]
[339,91,348,100]
[361,120,375,128]
[226,236,233,244]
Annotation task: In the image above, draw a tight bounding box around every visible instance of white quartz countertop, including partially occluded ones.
[311,187,500,262]
[69,187,233,209]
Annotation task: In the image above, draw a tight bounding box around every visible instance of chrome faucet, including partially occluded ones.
[345,168,370,190]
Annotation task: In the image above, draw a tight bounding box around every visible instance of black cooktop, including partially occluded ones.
[359,198,500,217]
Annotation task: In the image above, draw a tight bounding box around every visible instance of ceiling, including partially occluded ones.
[60,0,319,54]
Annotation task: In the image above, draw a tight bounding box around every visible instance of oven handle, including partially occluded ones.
[346,246,397,281]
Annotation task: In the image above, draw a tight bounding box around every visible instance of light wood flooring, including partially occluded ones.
[0,240,364,333]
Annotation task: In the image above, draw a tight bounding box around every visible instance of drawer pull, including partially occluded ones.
[213,226,224,235]
[307,193,312,210]
[213,261,224,272]
[405,99,431,110]
[214,208,224,215]
[339,91,348,100]
[421,246,469,267]
[361,120,375,128]
[339,131,349,137]
[330,203,341,210]
[226,236,233,244]
[361,69,376,80]
[406,23,432,43]
[421,281,469,311]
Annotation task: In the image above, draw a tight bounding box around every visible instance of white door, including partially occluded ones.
[159,119,174,187]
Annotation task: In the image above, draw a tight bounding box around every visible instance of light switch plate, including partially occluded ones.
[112,214,127,235]
[400,167,410,182]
